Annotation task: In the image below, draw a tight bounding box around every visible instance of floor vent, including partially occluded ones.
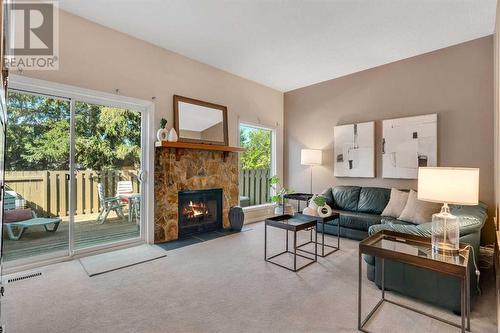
[7,272,42,283]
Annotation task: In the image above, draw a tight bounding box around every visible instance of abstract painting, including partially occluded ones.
[382,114,437,179]
[334,121,375,177]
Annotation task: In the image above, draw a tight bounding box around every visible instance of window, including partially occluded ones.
[239,123,274,207]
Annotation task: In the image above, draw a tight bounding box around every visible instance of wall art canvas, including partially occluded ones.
[382,114,437,179]
[334,121,375,178]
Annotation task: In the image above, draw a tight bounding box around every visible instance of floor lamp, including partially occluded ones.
[301,149,322,194]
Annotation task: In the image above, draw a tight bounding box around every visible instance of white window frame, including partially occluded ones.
[238,120,277,211]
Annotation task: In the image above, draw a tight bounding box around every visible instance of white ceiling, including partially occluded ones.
[58,0,497,92]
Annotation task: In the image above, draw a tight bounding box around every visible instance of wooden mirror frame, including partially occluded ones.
[173,95,229,146]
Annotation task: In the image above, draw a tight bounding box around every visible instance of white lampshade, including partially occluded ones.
[301,149,322,166]
[417,167,479,205]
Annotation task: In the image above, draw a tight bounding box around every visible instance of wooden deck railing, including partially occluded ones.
[5,170,140,217]
[239,168,271,206]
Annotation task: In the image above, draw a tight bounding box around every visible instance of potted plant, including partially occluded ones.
[269,176,294,215]
[156,118,169,141]
[313,194,332,217]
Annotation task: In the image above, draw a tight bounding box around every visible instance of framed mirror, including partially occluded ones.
[174,95,228,146]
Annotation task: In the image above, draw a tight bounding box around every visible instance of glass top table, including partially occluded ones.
[360,230,469,276]
[358,230,471,333]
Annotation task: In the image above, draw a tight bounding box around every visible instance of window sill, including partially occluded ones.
[242,203,276,212]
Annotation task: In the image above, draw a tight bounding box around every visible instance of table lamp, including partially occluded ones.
[417,167,479,255]
[301,149,322,194]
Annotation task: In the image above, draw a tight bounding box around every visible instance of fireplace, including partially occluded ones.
[178,188,223,238]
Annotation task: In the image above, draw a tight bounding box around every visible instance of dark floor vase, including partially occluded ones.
[229,206,244,231]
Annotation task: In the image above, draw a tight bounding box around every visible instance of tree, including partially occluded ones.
[239,126,271,170]
[6,91,141,171]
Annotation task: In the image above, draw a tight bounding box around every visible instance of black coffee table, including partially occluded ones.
[294,212,341,257]
[264,214,317,272]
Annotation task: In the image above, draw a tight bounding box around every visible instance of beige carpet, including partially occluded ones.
[79,244,167,276]
[3,221,497,332]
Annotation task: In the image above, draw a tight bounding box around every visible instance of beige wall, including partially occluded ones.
[201,122,224,141]
[284,36,495,244]
[17,9,284,185]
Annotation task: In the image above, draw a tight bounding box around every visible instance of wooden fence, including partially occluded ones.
[5,170,140,217]
[239,168,271,206]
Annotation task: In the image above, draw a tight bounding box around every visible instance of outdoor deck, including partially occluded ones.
[3,213,140,262]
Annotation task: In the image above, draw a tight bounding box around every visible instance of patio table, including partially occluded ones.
[118,193,141,223]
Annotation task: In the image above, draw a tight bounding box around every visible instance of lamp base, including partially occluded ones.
[431,203,459,256]
[432,242,459,256]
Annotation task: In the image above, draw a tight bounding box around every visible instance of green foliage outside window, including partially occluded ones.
[6,91,141,171]
[239,125,271,170]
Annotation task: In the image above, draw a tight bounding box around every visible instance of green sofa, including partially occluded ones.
[319,185,487,313]
[320,185,391,240]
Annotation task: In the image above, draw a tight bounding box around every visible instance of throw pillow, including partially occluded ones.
[4,208,32,223]
[381,188,409,218]
[398,190,441,224]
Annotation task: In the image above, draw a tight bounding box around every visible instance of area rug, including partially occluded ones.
[79,244,167,276]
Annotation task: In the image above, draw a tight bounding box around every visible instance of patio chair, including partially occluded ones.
[96,183,125,224]
[3,192,61,241]
[116,180,133,203]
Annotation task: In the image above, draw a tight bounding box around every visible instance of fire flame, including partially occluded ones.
[183,200,209,219]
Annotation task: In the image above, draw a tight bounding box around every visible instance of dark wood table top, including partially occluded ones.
[360,230,470,278]
[265,214,317,231]
[283,193,313,201]
[294,212,339,223]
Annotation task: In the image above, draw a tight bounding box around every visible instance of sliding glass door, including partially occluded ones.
[73,101,142,250]
[3,91,70,262]
[3,89,145,264]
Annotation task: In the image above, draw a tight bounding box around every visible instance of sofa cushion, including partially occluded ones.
[357,187,391,214]
[381,188,409,218]
[399,190,441,224]
[331,186,360,211]
[335,209,382,231]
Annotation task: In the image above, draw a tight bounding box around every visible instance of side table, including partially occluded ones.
[264,214,317,272]
[295,212,340,257]
[283,193,313,213]
[358,230,471,333]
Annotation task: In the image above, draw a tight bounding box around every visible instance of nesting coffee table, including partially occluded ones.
[295,212,341,257]
[264,214,317,272]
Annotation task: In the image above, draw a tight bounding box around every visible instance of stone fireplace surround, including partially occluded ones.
[154,148,239,243]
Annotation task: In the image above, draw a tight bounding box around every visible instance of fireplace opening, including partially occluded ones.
[178,188,223,238]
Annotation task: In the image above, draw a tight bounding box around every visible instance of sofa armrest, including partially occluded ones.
[370,211,485,239]
[369,222,432,238]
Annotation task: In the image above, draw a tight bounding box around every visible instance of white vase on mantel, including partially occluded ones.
[167,128,178,142]
[156,128,169,142]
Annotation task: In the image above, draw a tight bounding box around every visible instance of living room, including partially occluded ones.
[0,0,498,332]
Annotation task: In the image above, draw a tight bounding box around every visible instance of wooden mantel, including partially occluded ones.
[155,141,244,161]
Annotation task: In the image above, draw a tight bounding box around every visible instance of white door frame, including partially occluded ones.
[4,74,155,270]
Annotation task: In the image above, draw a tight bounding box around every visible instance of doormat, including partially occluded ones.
[157,227,253,252]
[79,244,167,277]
